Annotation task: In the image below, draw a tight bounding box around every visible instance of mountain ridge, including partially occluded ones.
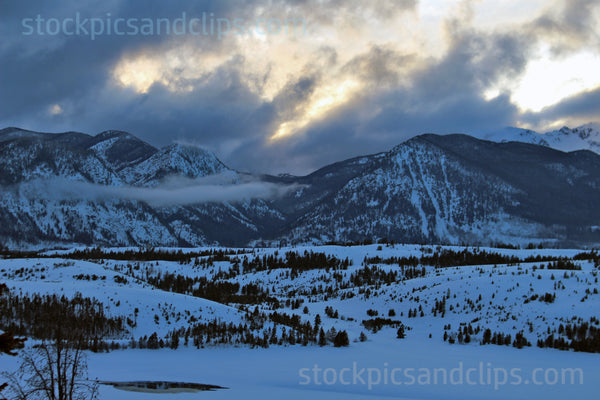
[471,122,600,154]
[1,126,600,248]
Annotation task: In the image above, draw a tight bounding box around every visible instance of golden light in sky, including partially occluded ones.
[113,46,225,94]
[49,104,63,115]
[114,56,162,94]
[510,49,600,112]
[110,0,600,141]
[271,79,361,141]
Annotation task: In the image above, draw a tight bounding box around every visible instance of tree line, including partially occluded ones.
[0,287,126,349]
[365,249,596,269]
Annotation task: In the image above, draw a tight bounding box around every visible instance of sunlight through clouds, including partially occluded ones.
[11,0,595,173]
[49,104,63,115]
[108,0,600,144]
[271,79,361,141]
[511,49,600,112]
[109,3,421,141]
[113,44,228,94]
[113,55,163,94]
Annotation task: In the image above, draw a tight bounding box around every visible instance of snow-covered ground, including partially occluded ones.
[1,244,599,399]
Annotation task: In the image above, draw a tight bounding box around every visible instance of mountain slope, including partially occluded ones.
[272,134,600,245]
[0,133,123,185]
[119,143,230,186]
[85,130,158,174]
[0,128,283,247]
[1,127,600,248]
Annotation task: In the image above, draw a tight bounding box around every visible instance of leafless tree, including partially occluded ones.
[1,336,98,400]
[0,330,26,400]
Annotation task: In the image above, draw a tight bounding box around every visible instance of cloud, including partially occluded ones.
[531,0,600,54]
[11,175,297,206]
[230,25,528,173]
[521,86,600,128]
[1,0,599,175]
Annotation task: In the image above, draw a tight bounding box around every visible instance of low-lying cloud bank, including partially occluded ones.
[8,176,296,206]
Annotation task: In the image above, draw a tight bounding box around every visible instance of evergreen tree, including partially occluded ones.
[334,331,350,347]
[482,328,492,344]
[396,325,406,339]
[147,332,160,349]
[318,328,327,346]
[0,332,25,356]
[170,334,180,349]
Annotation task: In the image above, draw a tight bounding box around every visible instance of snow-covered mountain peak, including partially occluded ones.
[541,123,600,153]
[557,123,600,141]
[114,142,230,186]
[86,130,158,172]
[577,122,600,132]
[162,142,216,158]
[157,143,228,174]
[470,122,600,154]
[2,126,600,247]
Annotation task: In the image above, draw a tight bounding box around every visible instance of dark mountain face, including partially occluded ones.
[272,134,600,245]
[84,130,159,171]
[418,134,600,226]
[0,135,120,185]
[1,128,599,248]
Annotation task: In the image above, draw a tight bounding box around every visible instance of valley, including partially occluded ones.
[1,244,598,399]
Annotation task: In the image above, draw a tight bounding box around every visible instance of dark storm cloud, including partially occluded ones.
[0,0,242,128]
[531,0,600,54]
[241,29,529,174]
[1,0,598,176]
[271,74,321,122]
[522,87,600,127]
[341,45,416,87]
[80,60,268,147]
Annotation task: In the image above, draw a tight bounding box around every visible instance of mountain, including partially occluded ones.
[1,127,600,248]
[0,128,283,247]
[119,143,230,186]
[0,127,122,185]
[472,123,600,154]
[274,134,600,246]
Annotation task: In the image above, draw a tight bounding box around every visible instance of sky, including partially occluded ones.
[1,0,600,174]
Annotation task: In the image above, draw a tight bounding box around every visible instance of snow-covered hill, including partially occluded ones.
[4,244,595,347]
[1,244,598,399]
